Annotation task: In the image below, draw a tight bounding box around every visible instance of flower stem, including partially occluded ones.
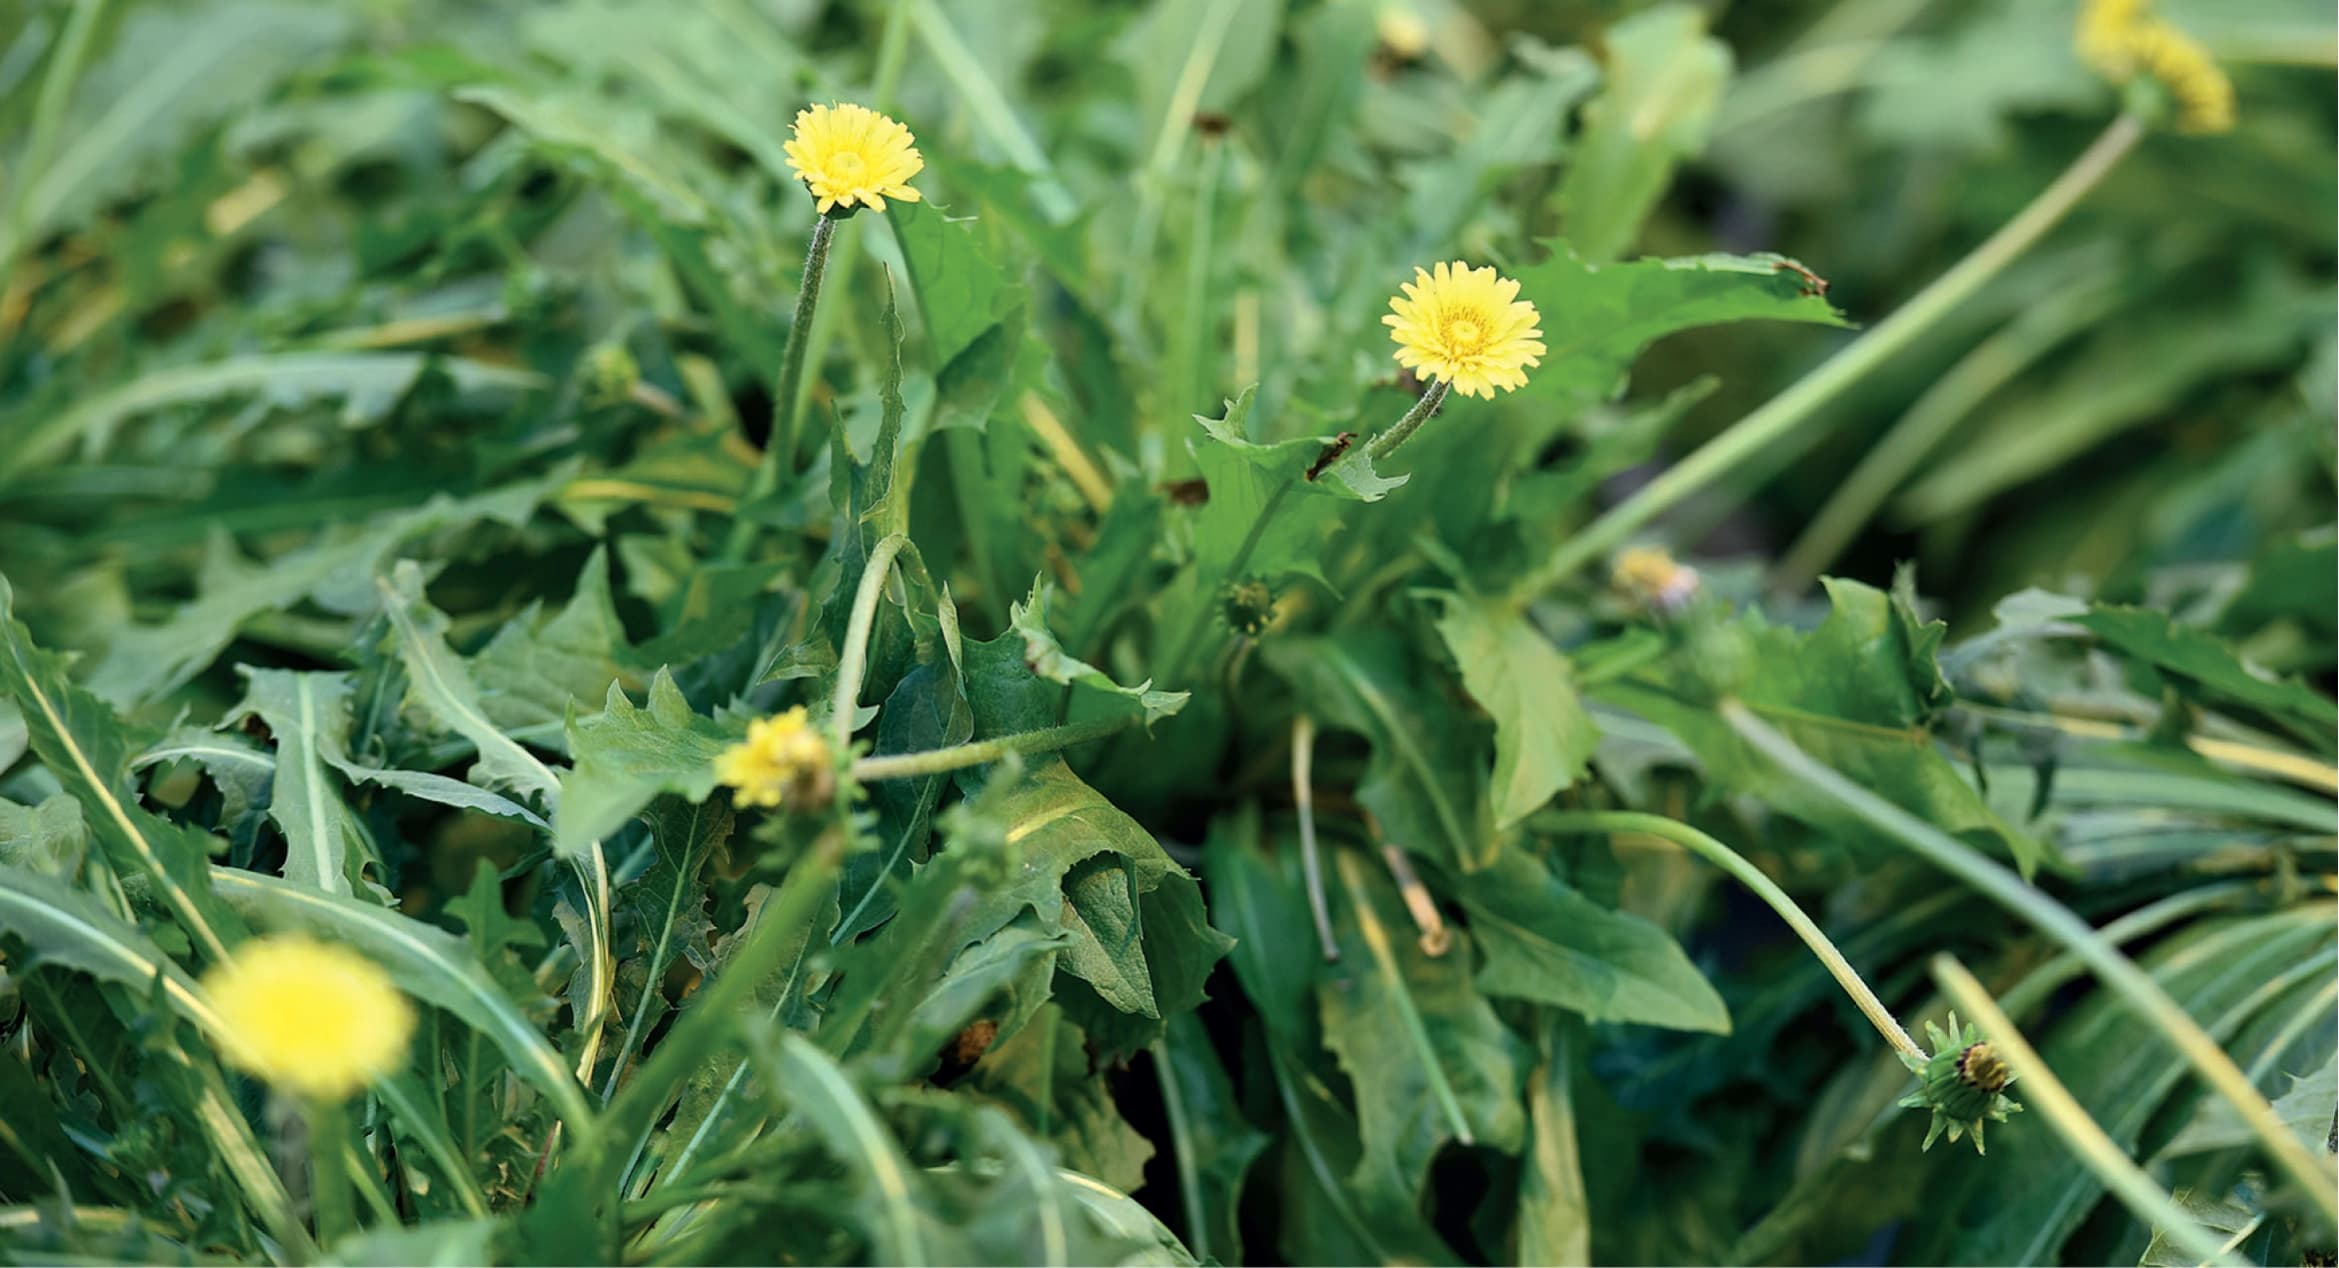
[1518,112,2147,596]
[1931,954,2251,1267]
[1290,715,1341,962]
[851,714,1139,781]
[831,533,910,751]
[723,213,838,561]
[1723,699,2339,1219]
[1366,379,1452,462]
[304,1097,357,1250]
[1538,809,1923,1062]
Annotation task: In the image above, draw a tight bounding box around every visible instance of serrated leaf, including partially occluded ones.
[4,353,544,489]
[1008,580,1188,728]
[1186,385,1406,590]
[377,564,561,811]
[0,573,249,964]
[974,1004,1156,1196]
[87,475,565,707]
[555,672,733,857]
[226,669,375,898]
[2072,602,2339,746]
[0,794,87,877]
[471,547,639,742]
[1515,244,1847,410]
[1598,578,2048,876]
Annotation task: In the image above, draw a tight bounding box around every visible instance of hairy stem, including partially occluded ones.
[723,213,838,560]
[851,714,1138,781]
[1365,379,1452,462]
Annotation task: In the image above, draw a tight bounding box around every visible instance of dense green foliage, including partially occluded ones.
[0,0,2332,1264]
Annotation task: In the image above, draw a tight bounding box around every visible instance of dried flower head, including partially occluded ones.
[1384,262,1545,400]
[1612,546,1702,615]
[715,706,836,810]
[783,103,925,216]
[202,934,416,1101]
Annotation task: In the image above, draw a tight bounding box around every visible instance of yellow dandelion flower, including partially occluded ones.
[782,102,925,216]
[202,934,415,1102]
[2129,22,2235,134]
[714,706,835,810]
[1383,262,1545,400]
[2074,0,2234,135]
[2075,0,2148,76]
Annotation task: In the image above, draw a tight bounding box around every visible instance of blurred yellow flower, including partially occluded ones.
[2127,23,2234,134]
[2074,0,2234,135]
[783,102,925,216]
[1612,546,1701,614]
[1376,4,1431,61]
[2075,0,2148,74]
[1383,262,1545,400]
[203,934,415,1102]
[715,706,834,810]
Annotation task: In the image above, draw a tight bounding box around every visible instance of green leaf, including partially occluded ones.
[134,726,274,830]
[206,866,594,1130]
[839,658,976,943]
[1153,1013,1270,1264]
[1556,4,1731,262]
[555,672,733,858]
[470,547,639,742]
[2073,602,2339,745]
[0,794,87,878]
[1319,850,1528,1212]
[608,795,730,1073]
[1597,578,2047,876]
[1456,848,1729,1033]
[226,669,376,898]
[1519,1022,1592,1267]
[1514,245,1847,411]
[973,1004,1156,1195]
[1008,580,1188,727]
[0,865,299,1246]
[2,353,543,487]
[891,200,1028,382]
[0,1,353,271]
[377,563,562,811]
[0,574,249,964]
[752,1028,940,1265]
[321,1216,503,1267]
[1186,385,1405,591]
[1266,633,1494,870]
[87,476,564,706]
[948,760,1230,1053]
[1430,592,1599,828]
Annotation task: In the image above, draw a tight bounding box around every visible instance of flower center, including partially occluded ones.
[830,151,869,184]
[1445,315,1486,354]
